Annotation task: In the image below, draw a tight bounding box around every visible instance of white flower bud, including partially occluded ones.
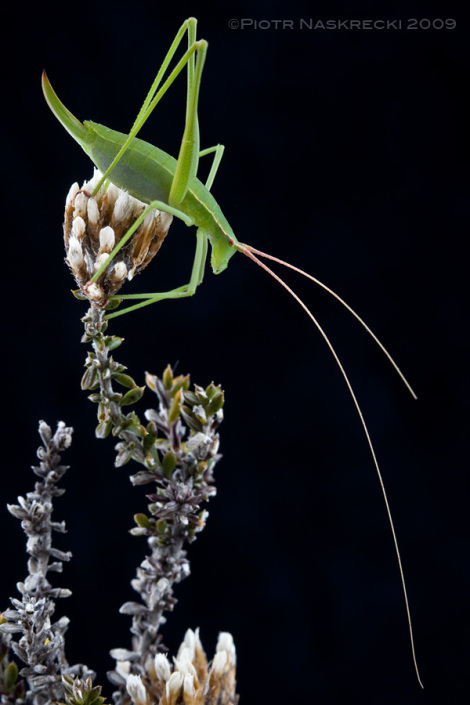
[66,182,80,208]
[107,182,120,203]
[154,653,171,682]
[67,237,84,268]
[142,208,157,229]
[166,671,183,699]
[84,169,103,193]
[113,191,130,221]
[72,216,86,240]
[110,261,127,283]
[159,210,173,230]
[115,660,131,681]
[216,632,236,666]
[94,253,110,272]
[85,282,104,301]
[87,197,100,226]
[126,674,148,705]
[74,191,88,218]
[183,673,196,696]
[174,648,197,677]
[99,226,115,252]
[179,629,196,657]
[211,650,227,675]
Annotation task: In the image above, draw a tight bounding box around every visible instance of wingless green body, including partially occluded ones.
[42,17,423,688]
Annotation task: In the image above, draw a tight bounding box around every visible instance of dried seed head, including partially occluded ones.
[63,170,173,308]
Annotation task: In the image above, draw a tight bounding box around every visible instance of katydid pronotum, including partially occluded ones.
[42,16,422,688]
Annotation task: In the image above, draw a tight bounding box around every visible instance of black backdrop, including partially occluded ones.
[1,1,468,703]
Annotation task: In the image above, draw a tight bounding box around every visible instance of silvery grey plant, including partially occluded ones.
[1,173,238,705]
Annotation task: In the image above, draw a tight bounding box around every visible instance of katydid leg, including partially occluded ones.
[105,228,208,319]
[199,145,225,190]
[93,22,206,197]
[168,38,207,206]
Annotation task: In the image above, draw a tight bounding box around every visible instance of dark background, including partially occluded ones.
[1,1,468,703]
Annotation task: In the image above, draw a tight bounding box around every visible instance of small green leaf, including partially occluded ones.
[207,390,224,415]
[194,384,208,401]
[162,450,177,476]
[115,446,134,467]
[143,430,158,455]
[146,372,157,392]
[104,297,122,311]
[193,405,208,424]
[88,393,103,404]
[95,421,112,439]
[4,661,18,692]
[119,386,145,406]
[120,415,148,438]
[104,336,124,351]
[183,391,200,406]
[172,375,190,394]
[168,389,182,424]
[81,366,99,390]
[156,519,167,534]
[163,365,173,390]
[134,513,150,528]
[113,373,137,389]
[180,407,203,433]
[71,288,87,300]
[205,382,218,399]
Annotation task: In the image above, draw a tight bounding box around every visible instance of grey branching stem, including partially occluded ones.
[0,422,93,705]
[81,307,225,692]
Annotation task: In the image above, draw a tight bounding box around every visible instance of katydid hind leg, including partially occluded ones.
[168,39,208,207]
[93,19,205,196]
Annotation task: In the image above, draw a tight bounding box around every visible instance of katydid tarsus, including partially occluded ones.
[42,17,422,688]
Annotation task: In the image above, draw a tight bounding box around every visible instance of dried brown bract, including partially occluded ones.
[63,171,173,307]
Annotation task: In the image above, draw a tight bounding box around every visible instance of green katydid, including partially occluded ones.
[42,17,422,687]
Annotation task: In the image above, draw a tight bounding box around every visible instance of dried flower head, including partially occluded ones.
[63,171,173,307]
[118,629,238,705]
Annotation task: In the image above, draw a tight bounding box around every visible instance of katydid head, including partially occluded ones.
[209,235,239,274]
[42,72,95,158]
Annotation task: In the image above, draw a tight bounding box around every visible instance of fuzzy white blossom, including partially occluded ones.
[126,674,148,705]
[154,653,171,682]
[99,225,115,252]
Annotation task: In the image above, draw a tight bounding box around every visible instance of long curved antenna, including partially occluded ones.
[238,243,423,689]
[240,244,417,400]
